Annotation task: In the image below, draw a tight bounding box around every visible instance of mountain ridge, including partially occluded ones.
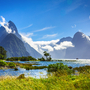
[0,33,30,58]
[0,20,42,58]
[0,20,90,59]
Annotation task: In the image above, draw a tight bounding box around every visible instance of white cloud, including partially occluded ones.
[33,39,59,54]
[82,33,90,40]
[42,33,57,39]
[71,24,76,28]
[0,16,6,26]
[0,16,12,33]
[34,26,55,32]
[20,32,33,38]
[54,41,74,50]
[20,33,59,54]
[42,45,54,52]
[19,24,33,30]
[34,39,59,45]
[20,33,74,55]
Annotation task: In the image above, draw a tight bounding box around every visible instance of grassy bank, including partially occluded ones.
[15,63,47,70]
[0,61,90,90]
[0,72,90,90]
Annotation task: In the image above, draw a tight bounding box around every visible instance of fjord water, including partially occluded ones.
[1,59,90,78]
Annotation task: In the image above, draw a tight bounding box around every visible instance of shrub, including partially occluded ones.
[48,63,72,75]
[17,74,25,79]
[38,57,45,61]
[8,62,16,68]
[0,60,7,66]
[26,66,30,70]
[0,54,4,59]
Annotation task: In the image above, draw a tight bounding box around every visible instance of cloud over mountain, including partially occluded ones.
[0,16,90,59]
[0,16,12,33]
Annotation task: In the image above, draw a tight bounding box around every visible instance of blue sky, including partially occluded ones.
[0,0,90,41]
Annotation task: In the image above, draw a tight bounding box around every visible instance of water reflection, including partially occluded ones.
[0,67,48,79]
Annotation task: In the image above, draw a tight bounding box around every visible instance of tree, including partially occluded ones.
[0,46,7,59]
[43,51,51,60]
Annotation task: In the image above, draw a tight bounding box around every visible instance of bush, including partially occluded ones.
[8,62,16,67]
[0,54,4,59]
[48,63,72,74]
[17,74,25,79]
[0,60,7,66]
[38,57,45,61]
[6,56,37,61]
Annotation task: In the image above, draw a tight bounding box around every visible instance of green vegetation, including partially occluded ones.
[38,51,52,61]
[0,60,90,89]
[43,51,51,61]
[0,67,90,90]
[38,57,45,61]
[0,60,7,66]
[7,56,37,61]
[17,74,25,79]
[73,65,90,73]
[8,62,16,68]
[0,60,47,70]
[0,46,7,59]
[15,63,47,70]
[48,63,72,75]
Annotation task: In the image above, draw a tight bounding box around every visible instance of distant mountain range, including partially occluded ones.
[65,32,90,59]
[50,32,90,59]
[0,20,90,59]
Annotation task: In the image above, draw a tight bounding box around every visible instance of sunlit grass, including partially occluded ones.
[0,62,90,90]
[0,70,90,90]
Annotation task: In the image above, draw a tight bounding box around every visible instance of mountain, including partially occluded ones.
[23,42,42,58]
[0,26,8,42]
[56,37,72,44]
[8,21,18,34]
[72,32,90,47]
[50,49,66,59]
[8,21,42,58]
[0,21,42,58]
[65,32,90,59]
[1,19,90,59]
[0,34,30,58]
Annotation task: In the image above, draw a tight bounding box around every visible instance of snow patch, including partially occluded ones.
[82,33,90,41]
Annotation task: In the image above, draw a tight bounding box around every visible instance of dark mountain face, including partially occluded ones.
[0,21,20,42]
[57,37,72,44]
[0,34,30,58]
[8,21,42,58]
[0,26,8,42]
[0,21,42,58]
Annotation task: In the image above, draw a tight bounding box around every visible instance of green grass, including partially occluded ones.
[0,62,90,90]
[0,72,90,90]
[15,63,47,70]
